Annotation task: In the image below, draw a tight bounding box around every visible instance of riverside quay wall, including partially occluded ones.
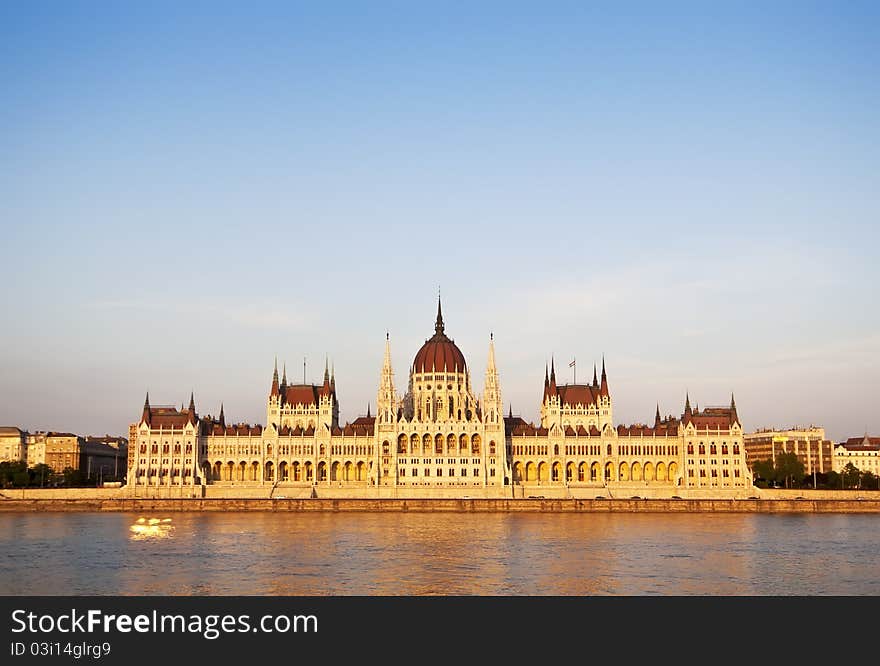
[1,494,880,513]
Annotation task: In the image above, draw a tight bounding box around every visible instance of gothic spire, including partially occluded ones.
[188,392,197,425]
[435,293,445,335]
[655,403,661,427]
[599,356,609,397]
[487,333,497,372]
[684,392,692,416]
[592,363,598,387]
[366,403,371,418]
[219,402,225,427]
[142,392,151,425]
[270,357,280,397]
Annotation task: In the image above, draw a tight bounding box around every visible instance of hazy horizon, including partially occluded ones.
[2,2,878,443]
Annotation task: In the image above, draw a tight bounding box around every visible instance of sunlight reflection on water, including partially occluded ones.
[129,517,174,541]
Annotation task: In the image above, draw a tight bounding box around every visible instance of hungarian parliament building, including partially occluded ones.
[128,299,753,498]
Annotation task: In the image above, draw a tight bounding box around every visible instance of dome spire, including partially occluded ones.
[435,291,445,335]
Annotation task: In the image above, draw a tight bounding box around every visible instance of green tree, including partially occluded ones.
[775,452,805,489]
[29,464,53,487]
[752,458,776,486]
[61,467,85,487]
[842,463,861,489]
[0,461,27,487]
[825,470,841,489]
[860,470,878,490]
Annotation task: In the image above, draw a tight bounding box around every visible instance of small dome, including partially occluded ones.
[412,298,467,374]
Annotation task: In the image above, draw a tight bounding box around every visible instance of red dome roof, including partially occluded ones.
[412,298,467,374]
[413,335,467,374]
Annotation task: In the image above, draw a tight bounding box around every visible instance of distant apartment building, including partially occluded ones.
[743,426,832,476]
[0,427,27,463]
[833,435,880,475]
[25,431,47,467]
[44,432,84,472]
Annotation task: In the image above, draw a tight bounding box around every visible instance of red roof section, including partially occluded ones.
[284,385,320,406]
[556,384,599,407]
[684,406,737,430]
[842,436,880,450]
[144,406,193,429]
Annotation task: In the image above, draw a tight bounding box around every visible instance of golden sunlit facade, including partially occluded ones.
[128,299,753,498]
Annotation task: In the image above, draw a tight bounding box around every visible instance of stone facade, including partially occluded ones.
[44,433,84,473]
[0,426,27,463]
[128,300,753,497]
[833,436,880,475]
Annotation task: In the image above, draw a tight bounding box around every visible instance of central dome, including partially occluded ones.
[412,298,467,374]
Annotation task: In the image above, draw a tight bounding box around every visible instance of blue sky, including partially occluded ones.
[2,2,878,442]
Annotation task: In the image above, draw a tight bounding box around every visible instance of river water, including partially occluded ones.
[1,512,877,595]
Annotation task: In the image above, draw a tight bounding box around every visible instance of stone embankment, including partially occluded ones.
[1,497,879,513]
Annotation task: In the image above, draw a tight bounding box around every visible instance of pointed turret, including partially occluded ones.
[323,355,330,383]
[487,332,496,372]
[543,363,551,401]
[377,331,396,424]
[684,392,692,417]
[655,404,661,427]
[330,361,336,393]
[270,357,280,397]
[366,403,371,418]
[188,392,197,425]
[141,392,151,426]
[599,356,609,397]
[730,393,739,426]
[435,293,445,335]
[219,402,225,427]
[548,357,557,396]
[483,332,502,423]
[592,363,598,388]
[508,404,513,419]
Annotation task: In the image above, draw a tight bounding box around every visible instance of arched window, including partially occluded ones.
[687,444,694,455]
[710,444,717,455]
[733,444,740,455]
[698,444,706,455]
[722,444,728,455]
